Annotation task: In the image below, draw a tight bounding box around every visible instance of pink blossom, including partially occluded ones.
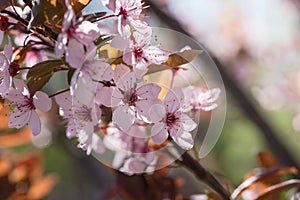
[55,3,101,68]
[0,40,13,97]
[0,6,26,44]
[55,91,104,155]
[183,86,221,111]
[70,47,110,105]
[104,124,155,175]
[122,31,169,78]
[7,79,52,136]
[95,65,115,107]
[149,88,197,150]
[111,71,161,131]
[102,0,148,37]
[95,63,129,107]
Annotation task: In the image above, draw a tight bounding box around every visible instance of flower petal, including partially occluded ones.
[112,105,135,131]
[115,71,136,92]
[149,104,165,123]
[65,39,85,69]
[4,37,12,61]
[29,111,41,136]
[0,31,3,45]
[164,87,184,113]
[95,85,113,107]
[9,108,30,129]
[13,78,29,96]
[144,46,169,65]
[113,64,130,82]
[66,119,76,138]
[111,35,130,50]
[151,122,168,144]
[92,133,105,154]
[128,158,147,174]
[33,91,52,112]
[181,114,197,132]
[172,131,194,150]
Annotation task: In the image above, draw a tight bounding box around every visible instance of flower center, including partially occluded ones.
[64,23,77,38]
[119,7,128,20]
[124,90,138,106]
[9,63,20,77]
[25,97,35,110]
[0,16,10,31]
[74,105,92,122]
[166,112,179,127]
[133,47,143,59]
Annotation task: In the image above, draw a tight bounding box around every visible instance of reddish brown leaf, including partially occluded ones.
[0,128,32,148]
[0,105,10,130]
[0,155,12,177]
[27,174,58,199]
[231,166,298,200]
[255,179,300,200]
[257,152,280,169]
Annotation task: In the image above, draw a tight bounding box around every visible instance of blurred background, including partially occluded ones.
[2,0,300,199]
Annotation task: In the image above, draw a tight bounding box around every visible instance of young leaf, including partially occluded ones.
[231,166,298,200]
[255,179,300,200]
[27,59,65,95]
[71,0,92,12]
[28,0,92,29]
[28,0,67,29]
[164,49,203,67]
[146,49,202,75]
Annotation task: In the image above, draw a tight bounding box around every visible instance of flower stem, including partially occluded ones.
[180,150,230,199]
[91,13,116,23]
[49,88,70,98]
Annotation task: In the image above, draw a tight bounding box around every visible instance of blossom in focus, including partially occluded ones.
[183,86,221,111]
[55,3,101,69]
[95,64,130,107]
[120,31,169,78]
[104,124,155,175]
[7,79,52,136]
[111,71,161,131]
[149,87,197,150]
[102,0,148,37]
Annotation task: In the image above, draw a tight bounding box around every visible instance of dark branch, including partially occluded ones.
[145,0,300,175]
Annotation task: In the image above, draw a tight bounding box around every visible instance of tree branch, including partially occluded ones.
[144,0,300,173]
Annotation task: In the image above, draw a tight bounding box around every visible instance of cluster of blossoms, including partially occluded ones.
[0,0,220,174]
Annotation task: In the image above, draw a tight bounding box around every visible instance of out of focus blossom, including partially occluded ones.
[183,86,221,111]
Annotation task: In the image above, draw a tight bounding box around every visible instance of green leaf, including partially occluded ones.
[27,59,64,95]
[146,49,202,75]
